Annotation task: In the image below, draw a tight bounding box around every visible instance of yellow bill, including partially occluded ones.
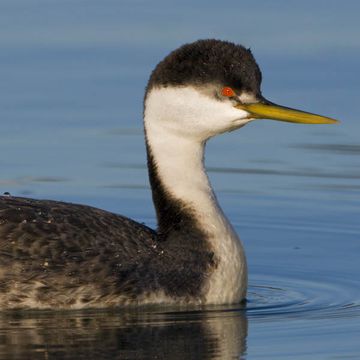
[236,101,339,124]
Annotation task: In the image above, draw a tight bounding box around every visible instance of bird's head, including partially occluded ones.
[144,39,338,141]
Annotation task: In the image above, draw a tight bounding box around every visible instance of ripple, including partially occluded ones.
[106,128,143,136]
[207,166,360,180]
[293,143,360,155]
[0,176,69,186]
[246,273,360,321]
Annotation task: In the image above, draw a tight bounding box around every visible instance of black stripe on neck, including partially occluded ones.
[145,139,210,250]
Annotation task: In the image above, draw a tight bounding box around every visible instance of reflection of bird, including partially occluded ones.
[0,39,338,309]
[0,307,248,359]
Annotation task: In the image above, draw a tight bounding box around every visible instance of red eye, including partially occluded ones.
[221,87,236,97]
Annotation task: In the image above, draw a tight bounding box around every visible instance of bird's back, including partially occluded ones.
[0,196,216,309]
[0,195,159,309]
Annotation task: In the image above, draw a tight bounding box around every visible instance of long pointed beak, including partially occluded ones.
[236,99,339,124]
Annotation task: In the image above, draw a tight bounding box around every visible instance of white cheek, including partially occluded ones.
[145,87,250,139]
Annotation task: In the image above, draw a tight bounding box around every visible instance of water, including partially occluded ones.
[1,0,360,358]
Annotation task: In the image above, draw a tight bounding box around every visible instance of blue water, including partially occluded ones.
[1,1,360,359]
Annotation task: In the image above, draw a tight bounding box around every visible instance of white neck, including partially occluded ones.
[144,87,248,304]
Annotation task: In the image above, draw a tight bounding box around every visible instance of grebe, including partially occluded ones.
[0,40,338,309]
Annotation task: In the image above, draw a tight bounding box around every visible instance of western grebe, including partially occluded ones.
[0,39,338,309]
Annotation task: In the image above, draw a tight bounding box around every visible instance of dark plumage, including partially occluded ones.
[0,195,216,308]
[147,39,262,97]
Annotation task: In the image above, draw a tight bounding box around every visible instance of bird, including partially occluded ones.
[0,39,338,309]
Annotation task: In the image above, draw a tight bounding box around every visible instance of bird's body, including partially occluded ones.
[0,196,224,308]
[0,40,337,309]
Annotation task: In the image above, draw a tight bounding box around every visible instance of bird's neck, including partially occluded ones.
[143,87,228,236]
[144,99,247,303]
[146,128,217,233]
